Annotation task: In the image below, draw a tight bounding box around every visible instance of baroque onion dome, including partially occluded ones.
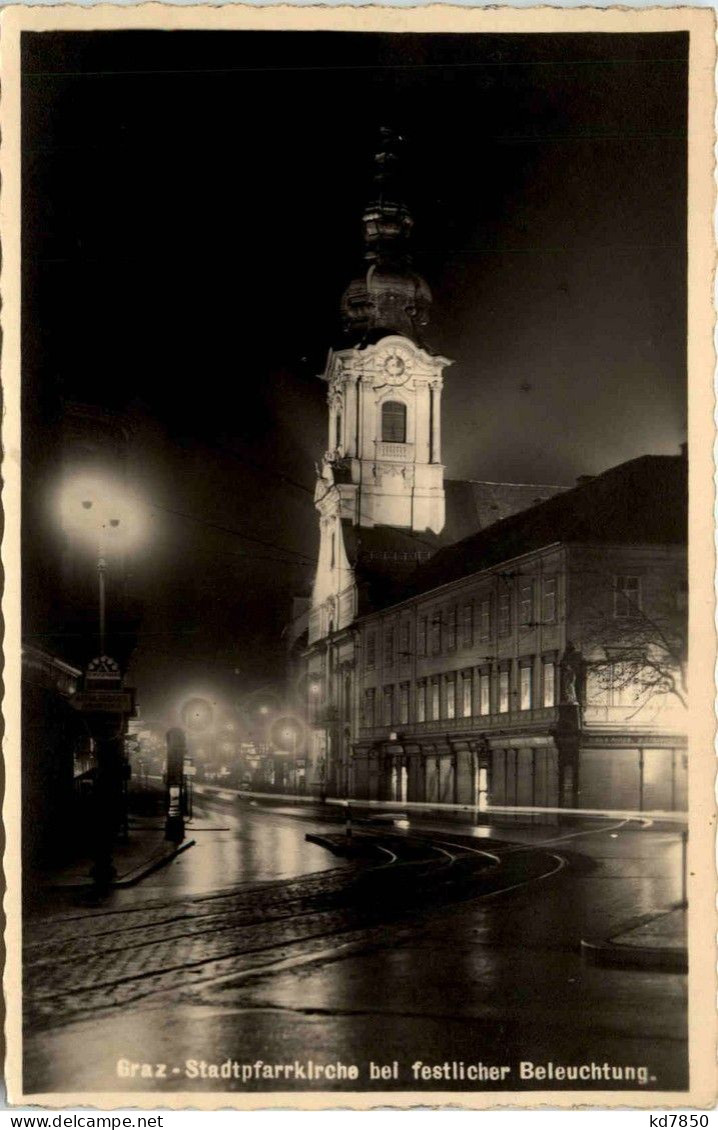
[341,128,432,346]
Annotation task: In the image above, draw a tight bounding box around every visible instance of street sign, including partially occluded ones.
[71,689,135,714]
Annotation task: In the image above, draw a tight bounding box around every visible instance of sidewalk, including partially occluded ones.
[581,905,687,973]
[40,817,195,892]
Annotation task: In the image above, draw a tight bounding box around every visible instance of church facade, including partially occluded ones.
[297,131,687,811]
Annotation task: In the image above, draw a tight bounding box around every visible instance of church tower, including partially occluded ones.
[310,130,452,645]
[319,128,450,536]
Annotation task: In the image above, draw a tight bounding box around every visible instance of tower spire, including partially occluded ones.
[341,128,432,345]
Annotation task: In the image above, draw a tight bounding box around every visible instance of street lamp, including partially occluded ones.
[57,475,144,886]
[58,475,143,659]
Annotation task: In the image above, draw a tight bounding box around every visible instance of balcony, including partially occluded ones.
[359,706,559,741]
[374,441,414,462]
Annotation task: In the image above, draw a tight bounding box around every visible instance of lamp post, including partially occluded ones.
[58,476,141,886]
[79,498,121,657]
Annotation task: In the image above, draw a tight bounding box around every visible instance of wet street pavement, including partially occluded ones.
[23,794,688,1096]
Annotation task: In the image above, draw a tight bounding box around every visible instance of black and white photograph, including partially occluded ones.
[2,4,715,1109]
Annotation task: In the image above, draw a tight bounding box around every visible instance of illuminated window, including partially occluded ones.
[520,664,533,710]
[480,671,491,716]
[543,660,555,707]
[461,671,473,717]
[614,576,641,618]
[445,675,456,719]
[430,679,440,720]
[611,662,639,706]
[543,577,557,623]
[383,685,394,726]
[399,682,410,724]
[382,401,407,443]
[499,669,510,713]
[416,679,427,722]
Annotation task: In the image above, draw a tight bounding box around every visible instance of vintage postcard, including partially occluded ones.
[2,3,715,1110]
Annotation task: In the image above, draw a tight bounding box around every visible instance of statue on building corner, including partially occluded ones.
[560,641,584,705]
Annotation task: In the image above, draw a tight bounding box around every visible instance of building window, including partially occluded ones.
[430,679,440,720]
[364,688,375,728]
[445,675,456,719]
[479,671,491,716]
[417,616,428,657]
[416,679,427,722]
[384,625,394,667]
[330,532,336,570]
[543,659,555,707]
[335,410,342,450]
[499,668,510,713]
[446,606,457,651]
[382,400,407,443]
[498,590,512,636]
[543,577,557,623]
[461,670,473,717]
[520,663,533,711]
[399,682,410,725]
[519,581,533,626]
[614,575,641,618]
[366,632,376,670]
[462,602,473,647]
[431,612,442,655]
[400,619,411,661]
[383,685,394,726]
[610,662,639,706]
[480,598,491,641]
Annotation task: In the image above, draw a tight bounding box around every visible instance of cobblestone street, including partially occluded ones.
[22,796,688,1096]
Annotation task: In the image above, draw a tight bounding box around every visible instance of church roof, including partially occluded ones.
[340,474,569,614]
[408,454,686,600]
[443,478,567,543]
[342,522,443,614]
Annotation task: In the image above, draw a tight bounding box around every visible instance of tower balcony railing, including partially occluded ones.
[375,441,414,461]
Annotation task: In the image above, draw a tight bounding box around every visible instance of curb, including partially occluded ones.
[304,832,382,859]
[46,839,196,891]
[580,937,687,973]
[581,906,687,973]
[113,839,196,887]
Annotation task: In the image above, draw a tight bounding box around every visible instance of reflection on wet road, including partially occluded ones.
[23,796,688,1096]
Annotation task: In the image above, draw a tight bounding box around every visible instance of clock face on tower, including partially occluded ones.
[382,351,408,384]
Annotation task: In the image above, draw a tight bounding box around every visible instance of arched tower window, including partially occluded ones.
[382,400,407,443]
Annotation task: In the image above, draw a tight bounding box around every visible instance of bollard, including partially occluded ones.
[165,728,187,844]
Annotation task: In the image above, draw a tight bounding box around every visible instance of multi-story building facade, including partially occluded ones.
[301,130,564,794]
[352,454,687,812]
[299,133,686,811]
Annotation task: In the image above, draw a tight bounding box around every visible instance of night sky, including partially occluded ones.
[21,30,688,720]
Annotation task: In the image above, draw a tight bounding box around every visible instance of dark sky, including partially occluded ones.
[21,30,688,719]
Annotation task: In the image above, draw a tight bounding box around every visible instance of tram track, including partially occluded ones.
[24,820,571,1035]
